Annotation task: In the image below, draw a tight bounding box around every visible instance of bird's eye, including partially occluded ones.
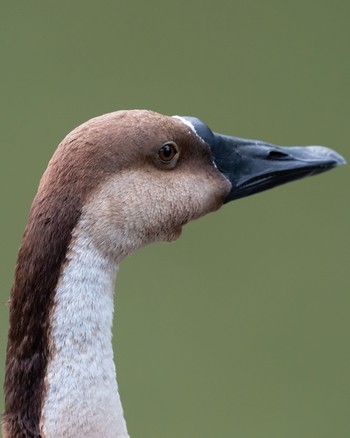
[158,142,179,163]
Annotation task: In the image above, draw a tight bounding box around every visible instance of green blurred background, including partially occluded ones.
[1,1,349,437]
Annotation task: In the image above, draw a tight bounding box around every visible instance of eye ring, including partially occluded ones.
[158,142,179,163]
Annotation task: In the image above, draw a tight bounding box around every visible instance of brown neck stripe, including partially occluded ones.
[3,192,82,437]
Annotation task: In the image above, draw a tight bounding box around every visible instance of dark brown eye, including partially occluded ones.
[158,142,179,163]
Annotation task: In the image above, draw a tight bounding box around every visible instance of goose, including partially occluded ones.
[3,110,345,438]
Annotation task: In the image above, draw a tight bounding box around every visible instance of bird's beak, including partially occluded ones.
[210,133,346,203]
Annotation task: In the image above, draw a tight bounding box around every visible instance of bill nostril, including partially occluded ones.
[267,150,290,160]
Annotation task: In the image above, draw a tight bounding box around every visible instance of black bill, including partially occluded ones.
[180,116,346,203]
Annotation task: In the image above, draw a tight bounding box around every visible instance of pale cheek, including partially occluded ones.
[81,168,231,254]
[148,174,227,231]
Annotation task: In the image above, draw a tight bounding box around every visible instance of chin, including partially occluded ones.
[164,227,183,243]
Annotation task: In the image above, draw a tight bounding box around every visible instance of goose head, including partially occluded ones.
[41,109,344,260]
